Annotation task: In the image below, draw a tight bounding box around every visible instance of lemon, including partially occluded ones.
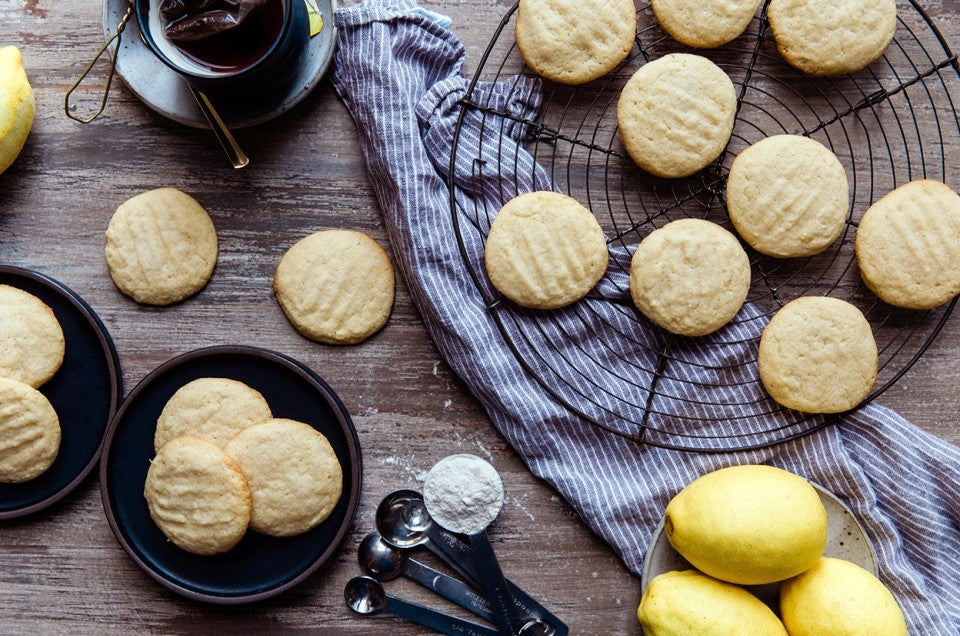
[664,464,828,585]
[780,557,908,635]
[0,45,35,175]
[637,569,787,635]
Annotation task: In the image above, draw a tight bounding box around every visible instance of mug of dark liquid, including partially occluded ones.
[135,0,309,97]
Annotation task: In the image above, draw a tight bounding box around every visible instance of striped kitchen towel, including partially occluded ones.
[330,1,960,632]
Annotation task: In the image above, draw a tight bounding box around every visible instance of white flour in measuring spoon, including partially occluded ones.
[423,454,504,535]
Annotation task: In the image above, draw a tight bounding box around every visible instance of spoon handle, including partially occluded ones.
[426,525,480,582]
[189,87,250,169]
[426,526,568,636]
[405,558,494,623]
[468,531,523,636]
[383,595,499,636]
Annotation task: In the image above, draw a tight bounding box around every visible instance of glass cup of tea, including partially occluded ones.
[134,0,309,97]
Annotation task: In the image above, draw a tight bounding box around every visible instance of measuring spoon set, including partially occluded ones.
[344,455,567,636]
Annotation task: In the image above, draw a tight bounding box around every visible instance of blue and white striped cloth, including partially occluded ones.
[330,2,960,632]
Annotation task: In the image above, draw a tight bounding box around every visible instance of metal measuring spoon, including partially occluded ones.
[376,490,565,636]
[359,532,495,623]
[423,454,522,636]
[376,489,473,568]
[344,576,498,636]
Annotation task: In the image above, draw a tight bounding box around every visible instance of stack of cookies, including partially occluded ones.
[144,377,344,555]
[0,284,65,483]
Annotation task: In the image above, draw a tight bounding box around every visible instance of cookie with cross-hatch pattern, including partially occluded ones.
[104,188,218,305]
[274,229,395,345]
[617,53,737,178]
[515,0,637,84]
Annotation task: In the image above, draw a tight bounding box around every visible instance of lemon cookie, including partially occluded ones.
[0,46,35,175]
[651,0,763,48]
[484,191,608,309]
[767,0,897,76]
[0,284,66,388]
[515,0,636,85]
[759,296,878,413]
[855,179,960,309]
[618,53,737,178]
[154,377,273,452]
[105,188,218,306]
[144,435,251,555]
[0,376,61,483]
[274,230,395,345]
[225,418,343,537]
[726,135,849,257]
[630,219,750,336]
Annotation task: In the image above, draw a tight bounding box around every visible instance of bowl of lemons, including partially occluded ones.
[639,465,906,635]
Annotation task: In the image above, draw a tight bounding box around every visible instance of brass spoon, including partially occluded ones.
[189,86,249,169]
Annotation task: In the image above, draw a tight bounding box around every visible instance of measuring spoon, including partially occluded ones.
[423,454,522,636]
[359,532,495,623]
[344,576,498,636]
[376,490,565,636]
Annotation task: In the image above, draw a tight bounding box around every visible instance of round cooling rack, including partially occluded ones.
[448,1,960,452]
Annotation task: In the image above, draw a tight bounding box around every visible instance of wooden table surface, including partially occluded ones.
[2,1,959,634]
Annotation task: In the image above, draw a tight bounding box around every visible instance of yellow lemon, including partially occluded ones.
[664,464,828,585]
[780,557,908,636]
[0,45,35,175]
[638,569,787,635]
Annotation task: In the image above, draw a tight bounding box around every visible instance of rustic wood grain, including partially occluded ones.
[1,1,958,634]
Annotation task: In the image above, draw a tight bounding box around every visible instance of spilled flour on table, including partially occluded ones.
[380,454,427,482]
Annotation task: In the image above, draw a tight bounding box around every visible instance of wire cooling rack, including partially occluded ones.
[447,1,960,452]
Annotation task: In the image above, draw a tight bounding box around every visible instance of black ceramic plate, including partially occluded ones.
[0,266,122,520]
[99,346,362,603]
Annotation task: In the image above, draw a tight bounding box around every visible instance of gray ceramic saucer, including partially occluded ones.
[102,0,337,129]
[640,482,878,607]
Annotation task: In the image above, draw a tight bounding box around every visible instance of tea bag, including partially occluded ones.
[159,0,270,42]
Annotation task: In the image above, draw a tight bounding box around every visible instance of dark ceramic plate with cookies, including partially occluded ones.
[99,345,362,603]
[0,265,122,520]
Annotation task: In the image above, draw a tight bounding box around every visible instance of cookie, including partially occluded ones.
[225,418,343,537]
[0,284,65,388]
[274,230,395,345]
[630,218,751,336]
[617,53,737,178]
[105,188,218,306]
[758,296,878,413]
[515,0,636,85]
[154,377,273,452]
[0,376,61,483]
[144,435,252,555]
[652,0,762,48]
[726,135,849,258]
[484,191,609,309]
[767,0,897,76]
[855,180,960,310]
